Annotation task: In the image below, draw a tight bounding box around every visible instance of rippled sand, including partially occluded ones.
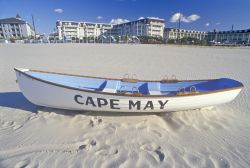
[0,44,250,167]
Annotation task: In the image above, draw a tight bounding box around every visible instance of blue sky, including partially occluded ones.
[1,0,250,35]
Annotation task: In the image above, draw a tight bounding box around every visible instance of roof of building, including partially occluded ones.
[217,29,250,33]
[207,29,250,34]
[16,14,21,19]
[0,17,26,24]
[57,20,112,26]
[164,27,207,33]
[57,17,165,27]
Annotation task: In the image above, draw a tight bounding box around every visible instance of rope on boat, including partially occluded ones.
[121,73,138,83]
[123,74,129,79]
[162,75,168,81]
[171,75,177,80]
[131,74,137,80]
[190,86,197,92]
[161,74,178,83]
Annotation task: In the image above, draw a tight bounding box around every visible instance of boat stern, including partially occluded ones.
[14,68,30,73]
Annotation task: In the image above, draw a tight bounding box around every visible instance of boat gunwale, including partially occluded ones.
[14,68,244,98]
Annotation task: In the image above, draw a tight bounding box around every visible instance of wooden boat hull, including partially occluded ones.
[15,69,243,112]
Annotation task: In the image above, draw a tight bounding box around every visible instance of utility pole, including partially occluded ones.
[109,29,111,44]
[31,15,36,40]
[136,21,138,36]
[214,29,217,44]
[248,33,250,43]
[53,28,56,43]
[178,13,181,43]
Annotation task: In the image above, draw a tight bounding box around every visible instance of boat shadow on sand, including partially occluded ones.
[0,92,164,117]
[0,92,38,113]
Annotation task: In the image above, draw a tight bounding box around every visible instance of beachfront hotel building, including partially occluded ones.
[208,29,250,44]
[164,28,208,41]
[0,14,35,39]
[111,17,165,37]
[56,20,112,40]
[56,17,165,40]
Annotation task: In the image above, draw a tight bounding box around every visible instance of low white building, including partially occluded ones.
[165,27,250,45]
[208,29,250,44]
[56,20,112,40]
[0,15,35,40]
[164,28,208,41]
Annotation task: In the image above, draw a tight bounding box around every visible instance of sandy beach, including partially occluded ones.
[0,44,250,167]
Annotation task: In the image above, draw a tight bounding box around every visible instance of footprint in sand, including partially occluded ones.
[96,146,119,156]
[90,140,97,146]
[78,144,87,150]
[2,121,15,128]
[151,130,162,138]
[135,120,148,130]
[211,156,231,168]
[13,124,23,130]
[14,160,37,168]
[154,147,165,162]
[14,160,30,168]
[28,114,39,121]
[77,139,97,151]
[1,121,23,130]
[89,117,103,127]
[89,120,94,127]
[140,144,165,162]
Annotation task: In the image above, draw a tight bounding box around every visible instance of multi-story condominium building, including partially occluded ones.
[56,17,165,40]
[111,17,165,38]
[164,28,208,41]
[0,14,35,39]
[56,20,112,40]
[208,29,250,44]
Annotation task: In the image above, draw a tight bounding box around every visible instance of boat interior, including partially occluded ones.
[25,70,243,96]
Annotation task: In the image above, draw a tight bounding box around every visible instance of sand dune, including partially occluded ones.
[0,44,250,168]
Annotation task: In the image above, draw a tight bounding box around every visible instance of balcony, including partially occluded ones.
[63,25,78,28]
[86,26,95,29]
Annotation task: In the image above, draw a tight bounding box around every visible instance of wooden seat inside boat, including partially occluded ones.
[102,80,120,93]
[147,82,161,95]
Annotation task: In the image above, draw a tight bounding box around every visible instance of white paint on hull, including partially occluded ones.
[15,70,242,113]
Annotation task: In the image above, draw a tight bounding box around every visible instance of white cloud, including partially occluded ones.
[54,8,63,14]
[138,16,144,20]
[96,16,103,20]
[215,22,221,25]
[110,18,129,24]
[205,22,210,26]
[170,13,184,22]
[186,14,200,22]
[147,17,161,20]
[170,12,200,23]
